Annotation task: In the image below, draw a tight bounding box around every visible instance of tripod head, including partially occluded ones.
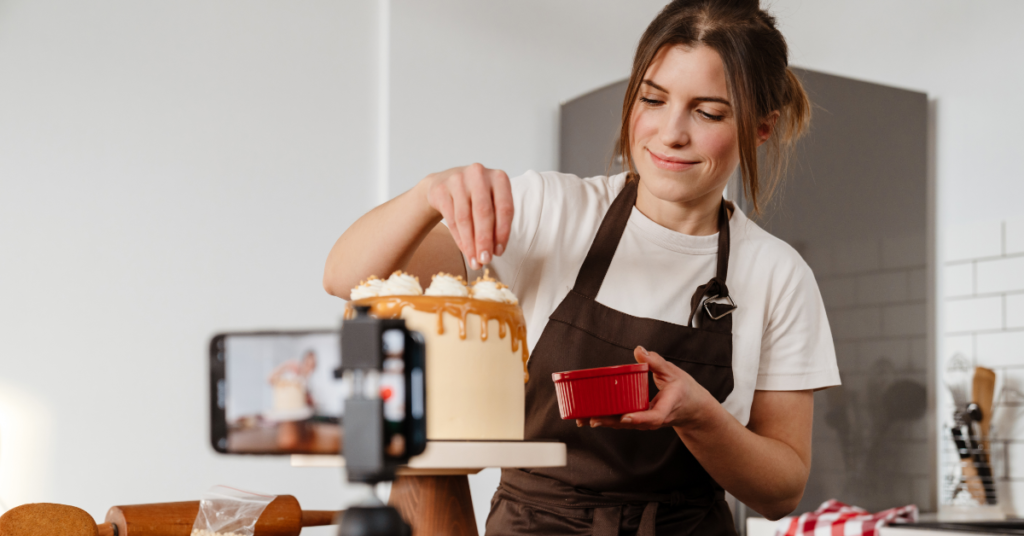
[339,503,411,536]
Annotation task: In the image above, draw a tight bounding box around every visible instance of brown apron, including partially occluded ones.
[486,179,738,536]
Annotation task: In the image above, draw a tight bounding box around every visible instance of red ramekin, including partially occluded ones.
[552,363,649,419]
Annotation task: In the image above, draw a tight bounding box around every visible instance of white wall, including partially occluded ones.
[388,0,672,195]
[0,0,378,529]
[3,0,1022,531]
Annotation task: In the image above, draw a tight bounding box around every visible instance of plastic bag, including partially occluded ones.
[191,485,275,536]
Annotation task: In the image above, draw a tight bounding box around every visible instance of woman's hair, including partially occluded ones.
[616,0,810,214]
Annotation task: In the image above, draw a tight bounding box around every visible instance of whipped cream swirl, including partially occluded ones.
[471,280,506,302]
[425,272,470,297]
[470,270,516,304]
[378,271,423,296]
[499,286,519,305]
[350,276,385,300]
[350,269,519,304]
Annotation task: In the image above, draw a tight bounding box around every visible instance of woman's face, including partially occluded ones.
[630,44,739,209]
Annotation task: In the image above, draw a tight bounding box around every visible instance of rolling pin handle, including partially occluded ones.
[97,522,118,536]
[303,509,343,527]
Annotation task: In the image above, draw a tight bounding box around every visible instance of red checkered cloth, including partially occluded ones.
[774,500,918,536]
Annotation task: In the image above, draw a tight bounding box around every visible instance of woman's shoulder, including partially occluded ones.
[513,170,627,200]
[509,170,628,222]
[731,210,816,288]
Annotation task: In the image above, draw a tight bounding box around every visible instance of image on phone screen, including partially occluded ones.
[210,331,346,454]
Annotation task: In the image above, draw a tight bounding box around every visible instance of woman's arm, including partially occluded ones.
[268,360,297,383]
[322,180,456,299]
[323,164,513,299]
[587,347,812,520]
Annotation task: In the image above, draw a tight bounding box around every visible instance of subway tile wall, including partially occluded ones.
[943,217,1024,515]
[798,232,931,513]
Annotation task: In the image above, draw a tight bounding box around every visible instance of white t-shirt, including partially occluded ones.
[464,171,840,425]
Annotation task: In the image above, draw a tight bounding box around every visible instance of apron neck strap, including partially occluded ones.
[571,178,638,299]
[571,178,733,303]
[713,199,731,282]
[687,201,734,327]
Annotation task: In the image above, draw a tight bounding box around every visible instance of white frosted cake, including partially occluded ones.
[265,377,314,422]
[347,271,528,440]
[272,380,307,410]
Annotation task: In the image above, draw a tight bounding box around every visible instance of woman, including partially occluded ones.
[324,1,839,534]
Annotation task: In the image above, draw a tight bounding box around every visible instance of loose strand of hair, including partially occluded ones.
[782,68,811,144]
[755,69,811,214]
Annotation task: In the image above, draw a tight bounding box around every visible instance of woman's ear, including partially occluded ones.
[756,111,781,147]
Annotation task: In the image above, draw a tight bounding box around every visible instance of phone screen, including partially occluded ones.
[381,328,407,457]
[210,331,346,454]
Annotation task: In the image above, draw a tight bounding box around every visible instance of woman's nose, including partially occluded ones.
[659,110,690,148]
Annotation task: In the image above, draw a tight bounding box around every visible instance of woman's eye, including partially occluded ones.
[639,96,664,106]
[699,110,725,121]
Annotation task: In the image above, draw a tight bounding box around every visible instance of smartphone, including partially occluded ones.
[209,330,346,455]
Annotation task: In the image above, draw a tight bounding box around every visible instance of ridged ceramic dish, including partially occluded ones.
[552,363,649,419]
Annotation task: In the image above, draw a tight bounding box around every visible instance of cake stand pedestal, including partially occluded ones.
[292,441,566,536]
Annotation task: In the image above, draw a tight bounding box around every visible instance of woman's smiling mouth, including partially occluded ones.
[647,148,699,171]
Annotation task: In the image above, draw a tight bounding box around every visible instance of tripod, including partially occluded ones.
[336,309,423,536]
[338,486,410,536]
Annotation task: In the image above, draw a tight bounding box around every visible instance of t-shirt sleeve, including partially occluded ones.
[457,170,546,286]
[755,263,841,391]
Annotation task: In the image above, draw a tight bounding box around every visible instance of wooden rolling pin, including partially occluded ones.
[0,503,111,536]
[0,496,339,536]
[105,495,339,536]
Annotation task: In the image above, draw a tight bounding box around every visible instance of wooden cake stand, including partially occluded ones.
[293,441,566,536]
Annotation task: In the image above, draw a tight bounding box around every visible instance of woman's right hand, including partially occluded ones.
[423,163,514,270]
[322,162,510,299]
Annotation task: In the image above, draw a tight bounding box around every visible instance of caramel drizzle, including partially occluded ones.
[346,296,530,382]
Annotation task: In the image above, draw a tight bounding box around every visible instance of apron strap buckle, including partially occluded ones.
[703,294,737,320]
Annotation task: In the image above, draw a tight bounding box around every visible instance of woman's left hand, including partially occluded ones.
[577,346,712,431]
